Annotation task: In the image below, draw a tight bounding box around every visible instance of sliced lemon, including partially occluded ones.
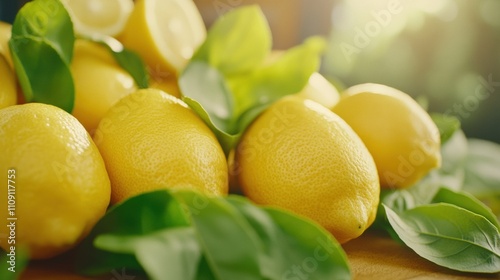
[60,0,134,37]
[119,0,206,74]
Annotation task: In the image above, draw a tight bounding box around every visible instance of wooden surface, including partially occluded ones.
[20,230,499,280]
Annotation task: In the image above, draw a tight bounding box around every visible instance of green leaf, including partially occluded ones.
[174,191,264,280]
[431,114,461,144]
[229,36,326,116]
[384,204,500,273]
[431,129,468,190]
[195,257,217,280]
[180,62,235,133]
[265,208,351,280]
[463,139,500,218]
[10,0,74,63]
[75,190,190,275]
[192,5,271,75]
[182,97,239,156]
[9,0,75,112]
[225,196,351,280]
[432,188,500,230]
[91,36,149,89]
[78,190,351,279]
[0,247,29,280]
[95,228,203,280]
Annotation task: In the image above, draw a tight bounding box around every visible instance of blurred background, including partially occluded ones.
[2,0,499,143]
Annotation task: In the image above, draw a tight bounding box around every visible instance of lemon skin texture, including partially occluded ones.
[236,96,380,244]
[93,89,228,204]
[333,83,441,189]
[0,103,111,259]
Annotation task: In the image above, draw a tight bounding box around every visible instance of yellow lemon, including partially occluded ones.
[297,72,340,110]
[71,39,137,133]
[332,83,441,189]
[149,75,182,99]
[0,103,110,259]
[119,0,206,74]
[236,96,380,244]
[94,89,228,204]
[60,0,134,37]
[0,53,16,109]
[0,21,12,67]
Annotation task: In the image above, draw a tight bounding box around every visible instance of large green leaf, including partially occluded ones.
[226,196,350,280]
[0,247,29,280]
[75,191,190,275]
[9,0,75,112]
[95,228,202,280]
[432,188,500,230]
[180,62,235,133]
[384,204,500,273]
[229,36,326,115]
[174,191,264,280]
[76,189,352,279]
[192,5,271,75]
[463,139,500,218]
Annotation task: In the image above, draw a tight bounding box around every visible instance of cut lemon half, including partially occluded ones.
[61,0,134,37]
[119,0,206,74]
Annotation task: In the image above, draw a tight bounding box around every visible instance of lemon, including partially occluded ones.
[60,0,134,37]
[94,89,228,204]
[332,83,441,189]
[236,96,380,244]
[119,0,206,74]
[0,53,16,109]
[149,75,182,99]
[0,103,110,259]
[71,39,137,133]
[297,72,340,110]
[0,21,13,67]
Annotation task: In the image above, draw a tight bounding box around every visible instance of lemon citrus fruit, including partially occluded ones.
[0,21,13,66]
[236,96,380,244]
[332,83,441,189]
[0,53,16,109]
[60,0,134,37]
[94,89,228,204]
[119,0,206,74]
[297,72,340,110]
[149,75,182,98]
[0,103,111,259]
[71,39,137,133]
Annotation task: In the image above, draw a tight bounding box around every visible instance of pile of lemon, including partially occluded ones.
[0,0,440,260]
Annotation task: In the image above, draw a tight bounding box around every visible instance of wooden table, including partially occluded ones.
[20,230,499,280]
